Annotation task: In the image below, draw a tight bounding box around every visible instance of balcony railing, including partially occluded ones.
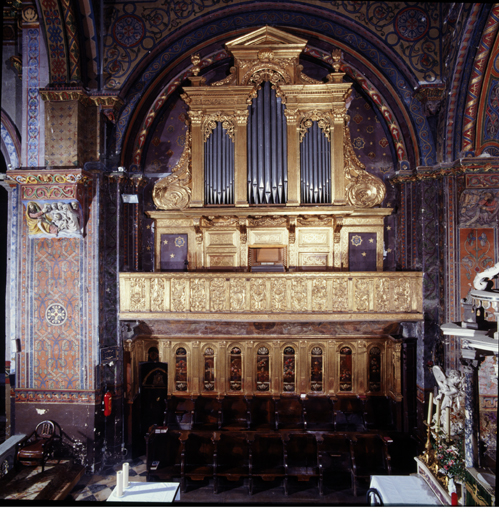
[119,271,423,321]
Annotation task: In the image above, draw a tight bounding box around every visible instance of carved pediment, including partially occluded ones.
[225,25,308,50]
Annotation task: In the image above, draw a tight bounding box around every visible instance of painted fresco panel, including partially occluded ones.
[32,238,82,389]
[459,228,495,301]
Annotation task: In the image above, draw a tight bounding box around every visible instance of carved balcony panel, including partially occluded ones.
[119,271,423,321]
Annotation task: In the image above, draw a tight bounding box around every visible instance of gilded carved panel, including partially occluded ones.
[250,278,267,311]
[230,278,247,311]
[190,278,207,311]
[171,278,188,311]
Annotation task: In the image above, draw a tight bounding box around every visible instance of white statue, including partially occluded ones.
[432,366,465,436]
[473,262,499,290]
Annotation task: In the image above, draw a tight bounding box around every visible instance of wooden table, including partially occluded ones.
[107,481,180,502]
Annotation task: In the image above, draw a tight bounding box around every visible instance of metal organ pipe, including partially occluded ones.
[300,120,331,203]
[204,122,235,205]
[247,81,288,204]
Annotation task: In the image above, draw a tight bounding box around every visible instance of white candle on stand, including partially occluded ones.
[123,462,129,488]
[445,407,450,441]
[427,392,434,424]
[435,398,442,429]
[116,470,123,497]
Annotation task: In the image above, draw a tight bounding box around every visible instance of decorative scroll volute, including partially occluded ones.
[343,123,386,208]
[152,129,192,210]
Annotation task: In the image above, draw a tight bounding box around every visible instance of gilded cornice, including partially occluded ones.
[39,88,123,110]
[390,159,499,184]
[6,169,91,185]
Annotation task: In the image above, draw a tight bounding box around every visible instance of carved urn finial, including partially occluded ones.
[191,54,201,76]
[331,49,342,72]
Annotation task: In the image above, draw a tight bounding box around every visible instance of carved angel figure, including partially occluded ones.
[432,365,465,436]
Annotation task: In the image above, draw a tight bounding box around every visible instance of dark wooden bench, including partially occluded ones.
[249,433,285,494]
[193,396,222,430]
[213,432,250,493]
[275,396,304,430]
[145,426,182,482]
[283,433,319,495]
[317,433,353,495]
[303,396,334,431]
[363,396,395,430]
[350,434,391,496]
[333,397,366,432]
[249,396,276,430]
[221,396,251,430]
[180,431,215,492]
[166,396,195,430]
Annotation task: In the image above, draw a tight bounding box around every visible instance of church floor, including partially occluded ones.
[66,455,367,504]
[0,454,367,504]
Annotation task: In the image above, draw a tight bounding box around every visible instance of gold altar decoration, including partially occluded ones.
[119,271,422,321]
[124,336,403,401]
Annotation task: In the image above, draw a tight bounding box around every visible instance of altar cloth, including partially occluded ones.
[107,481,180,502]
[369,475,441,506]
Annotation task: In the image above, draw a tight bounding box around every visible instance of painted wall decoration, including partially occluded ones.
[143,97,188,174]
[459,228,495,303]
[103,1,445,91]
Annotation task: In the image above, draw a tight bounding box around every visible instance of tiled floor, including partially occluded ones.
[65,455,366,504]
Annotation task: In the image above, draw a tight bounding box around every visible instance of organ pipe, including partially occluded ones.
[247,81,288,204]
[300,121,331,203]
[204,122,235,205]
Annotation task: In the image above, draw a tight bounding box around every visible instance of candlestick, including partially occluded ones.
[123,462,129,488]
[116,470,123,497]
[435,398,442,429]
[427,392,434,425]
[445,407,450,441]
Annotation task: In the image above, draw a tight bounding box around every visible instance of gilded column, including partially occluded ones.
[189,110,204,207]
[285,109,300,206]
[235,110,249,207]
[331,106,346,205]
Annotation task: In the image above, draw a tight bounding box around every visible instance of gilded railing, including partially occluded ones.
[119,271,423,321]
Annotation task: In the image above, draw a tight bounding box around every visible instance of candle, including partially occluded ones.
[123,462,129,488]
[435,398,442,429]
[116,470,123,497]
[427,392,434,425]
[446,407,451,438]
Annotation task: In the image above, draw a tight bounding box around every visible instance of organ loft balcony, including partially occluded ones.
[119,207,423,322]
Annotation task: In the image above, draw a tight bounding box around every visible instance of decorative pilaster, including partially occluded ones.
[234,110,249,207]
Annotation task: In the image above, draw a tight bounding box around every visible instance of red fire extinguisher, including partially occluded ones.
[104,391,112,417]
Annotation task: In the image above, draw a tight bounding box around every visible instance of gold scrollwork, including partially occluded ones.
[250,278,267,311]
[299,110,332,142]
[203,112,236,142]
[171,279,187,311]
[190,278,207,311]
[344,123,386,207]
[150,278,166,312]
[271,278,287,311]
[291,277,307,311]
[312,278,328,311]
[230,279,246,311]
[152,129,192,210]
[210,278,226,311]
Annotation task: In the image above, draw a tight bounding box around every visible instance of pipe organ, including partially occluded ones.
[121,26,423,407]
